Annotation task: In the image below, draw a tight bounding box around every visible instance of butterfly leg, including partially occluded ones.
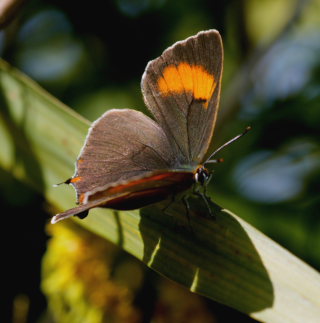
[205,174,213,189]
[182,195,192,228]
[194,190,214,218]
[161,194,176,214]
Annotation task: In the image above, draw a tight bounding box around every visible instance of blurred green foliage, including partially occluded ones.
[1,0,320,322]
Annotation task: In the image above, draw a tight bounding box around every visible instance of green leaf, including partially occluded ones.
[0,58,319,323]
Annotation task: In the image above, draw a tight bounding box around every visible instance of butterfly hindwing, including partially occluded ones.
[70,109,178,204]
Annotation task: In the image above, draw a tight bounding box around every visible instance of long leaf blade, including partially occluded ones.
[0,58,319,323]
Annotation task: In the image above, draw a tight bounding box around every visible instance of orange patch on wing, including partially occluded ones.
[79,193,85,204]
[157,63,216,108]
[106,173,177,195]
[71,176,82,183]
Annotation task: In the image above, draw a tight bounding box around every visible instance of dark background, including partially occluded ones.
[1,0,319,322]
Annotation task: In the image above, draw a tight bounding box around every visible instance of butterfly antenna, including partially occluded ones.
[205,126,251,164]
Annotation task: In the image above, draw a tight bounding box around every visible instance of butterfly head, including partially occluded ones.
[194,165,210,186]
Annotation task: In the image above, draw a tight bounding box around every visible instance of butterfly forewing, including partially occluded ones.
[141,29,223,164]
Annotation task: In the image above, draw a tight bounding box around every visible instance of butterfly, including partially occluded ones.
[51,29,249,224]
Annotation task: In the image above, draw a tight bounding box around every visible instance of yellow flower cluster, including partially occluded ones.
[42,222,141,323]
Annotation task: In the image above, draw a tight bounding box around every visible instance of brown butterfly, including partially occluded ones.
[52,30,249,224]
